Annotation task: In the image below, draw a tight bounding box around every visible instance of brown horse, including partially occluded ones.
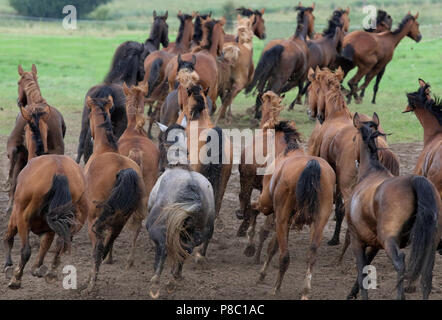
[7,64,66,213]
[253,120,336,299]
[215,15,255,123]
[83,95,147,293]
[190,12,212,48]
[166,18,226,112]
[224,7,266,42]
[3,153,88,288]
[404,79,442,199]
[307,67,399,246]
[245,3,314,119]
[341,12,422,104]
[173,84,232,258]
[236,91,285,238]
[347,114,441,300]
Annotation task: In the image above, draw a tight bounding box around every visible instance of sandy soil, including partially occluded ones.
[0,133,441,300]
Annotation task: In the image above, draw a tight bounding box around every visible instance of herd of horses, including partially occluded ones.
[3,3,442,300]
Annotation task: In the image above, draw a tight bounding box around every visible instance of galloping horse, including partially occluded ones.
[245,3,314,119]
[224,7,266,42]
[347,114,441,300]
[7,64,65,213]
[253,120,336,299]
[307,67,399,246]
[404,79,442,199]
[142,11,170,58]
[166,18,226,112]
[4,111,87,287]
[83,95,147,293]
[76,11,168,163]
[341,12,422,104]
[147,124,215,298]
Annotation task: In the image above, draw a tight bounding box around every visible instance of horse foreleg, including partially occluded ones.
[346,66,369,104]
[31,231,55,277]
[371,67,386,104]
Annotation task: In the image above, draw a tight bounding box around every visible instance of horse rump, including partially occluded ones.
[294,159,321,227]
[42,175,75,251]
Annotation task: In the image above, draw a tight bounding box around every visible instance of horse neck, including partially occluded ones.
[357,138,382,180]
[24,79,45,104]
[414,107,442,145]
[92,126,118,155]
[146,23,162,49]
[294,13,309,40]
[179,22,193,50]
[385,22,412,48]
[324,89,352,120]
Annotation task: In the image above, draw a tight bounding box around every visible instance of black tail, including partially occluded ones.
[43,175,75,251]
[407,176,438,296]
[94,168,142,233]
[245,45,284,94]
[295,159,321,227]
[147,58,163,97]
[200,127,224,214]
[341,44,355,62]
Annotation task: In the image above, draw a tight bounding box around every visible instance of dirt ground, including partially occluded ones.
[0,132,441,300]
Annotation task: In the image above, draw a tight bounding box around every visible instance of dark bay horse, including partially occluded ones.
[347,114,441,300]
[146,124,215,298]
[341,12,422,104]
[76,12,168,164]
[142,11,170,58]
[307,67,399,246]
[3,154,88,289]
[245,3,314,119]
[224,7,266,42]
[253,120,336,299]
[190,12,212,48]
[404,79,442,199]
[83,95,147,293]
[7,64,65,213]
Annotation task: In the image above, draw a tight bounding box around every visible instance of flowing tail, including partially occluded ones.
[147,58,163,97]
[162,184,203,264]
[295,159,321,227]
[127,149,147,229]
[245,45,284,94]
[93,168,142,236]
[407,176,439,296]
[44,175,75,251]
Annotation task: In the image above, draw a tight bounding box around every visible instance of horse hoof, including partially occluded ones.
[166,281,177,294]
[243,244,256,257]
[4,266,13,279]
[327,239,339,246]
[149,287,161,299]
[103,257,113,265]
[31,265,48,278]
[215,220,225,233]
[271,288,279,296]
[236,228,247,237]
[8,279,21,289]
[301,295,309,300]
[235,209,244,220]
[44,271,58,284]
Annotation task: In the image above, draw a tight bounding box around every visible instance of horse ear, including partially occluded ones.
[31,64,37,76]
[298,2,302,7]
[208,11,212,17]
[346,7,350,14]
[407,11,411,15]
[105,95,114,111]
[18,65,24,76]
[237,14,242,21]
[86,96,94,110]
[140,82,149,96]
[153,10,157,19]
[178,10,182,16]
[311,2,315,9]
[353,113,362,129]
[308,67,315,81]
[414,12,419,19]
[20,106,31,122]
[123,82,131,96]
[192,11,197,18]
[372,112,380,127]
[418,78,426,87]
[260,8,265,15]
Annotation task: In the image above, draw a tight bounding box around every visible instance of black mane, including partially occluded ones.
[188,86,206,120]
[322,15,343,37]
[358,122,388,173]
[92,97,118,149]
[28,110,47,156]
[202,20,217,50]
[176,14,192,44]
[274,120,301,154]
[192,16,204,44]
[392,14,414,35]
[295,6,313,25]
[236,7,262,17]
[407,84,442,126]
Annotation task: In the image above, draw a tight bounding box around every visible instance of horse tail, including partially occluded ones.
[147,58,163,97]
[200,127,224,214]
[406,176,438,293]
[295,159,321,227]
[162,184,203,264]
[378,148,400,176]
[44,175,75,251]
[93,168,142,234]
[126,149,147,230]
[245,45,284,94]
[341,44,355,62]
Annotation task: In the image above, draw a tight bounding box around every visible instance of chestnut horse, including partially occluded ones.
[347,114,441,300]
[404,79,442,199]
[83,95,147,293]
[224,7,266,42]
[245,3,314,119]
[7,64,66,213]
[307,67,399,246]
[253,120,336,299]
[341,12,422,104]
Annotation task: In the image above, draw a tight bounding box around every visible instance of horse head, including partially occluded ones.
[17,64,43,108]
[295,2,315,39]
[86,95,115,144]
[260,91,284,129]
[153,10,169,48]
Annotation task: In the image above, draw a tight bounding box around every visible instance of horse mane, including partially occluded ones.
[22,74,46,104]
[176,14,192,44]
[323,72,352,118]
[322,15,343,37]
[236,7,262,17]
[274,120,301,154]
[391,14,414,35]
[202,20,217,50]
[93,97,118,150]
[430,95,442,126]
[188,85,206,120]
[26,105,47,156]
[104,41,143,85]
[295,6,313,25]
[192,16,206,44]
[358,125,389,174]
[407,84,442,126]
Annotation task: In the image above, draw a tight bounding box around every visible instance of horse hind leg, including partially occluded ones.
[258,232,279,283]
[31,232,55,278]
[385,238,406,300]
[3,218,18,275]
[347,245,378,299]
[8,225,31,289]
[328,193,344,246]
[371,67,386,104]
[126,221,142,269]
[253,214,274,265]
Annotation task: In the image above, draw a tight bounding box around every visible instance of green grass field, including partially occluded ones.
[0,0,441,144]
